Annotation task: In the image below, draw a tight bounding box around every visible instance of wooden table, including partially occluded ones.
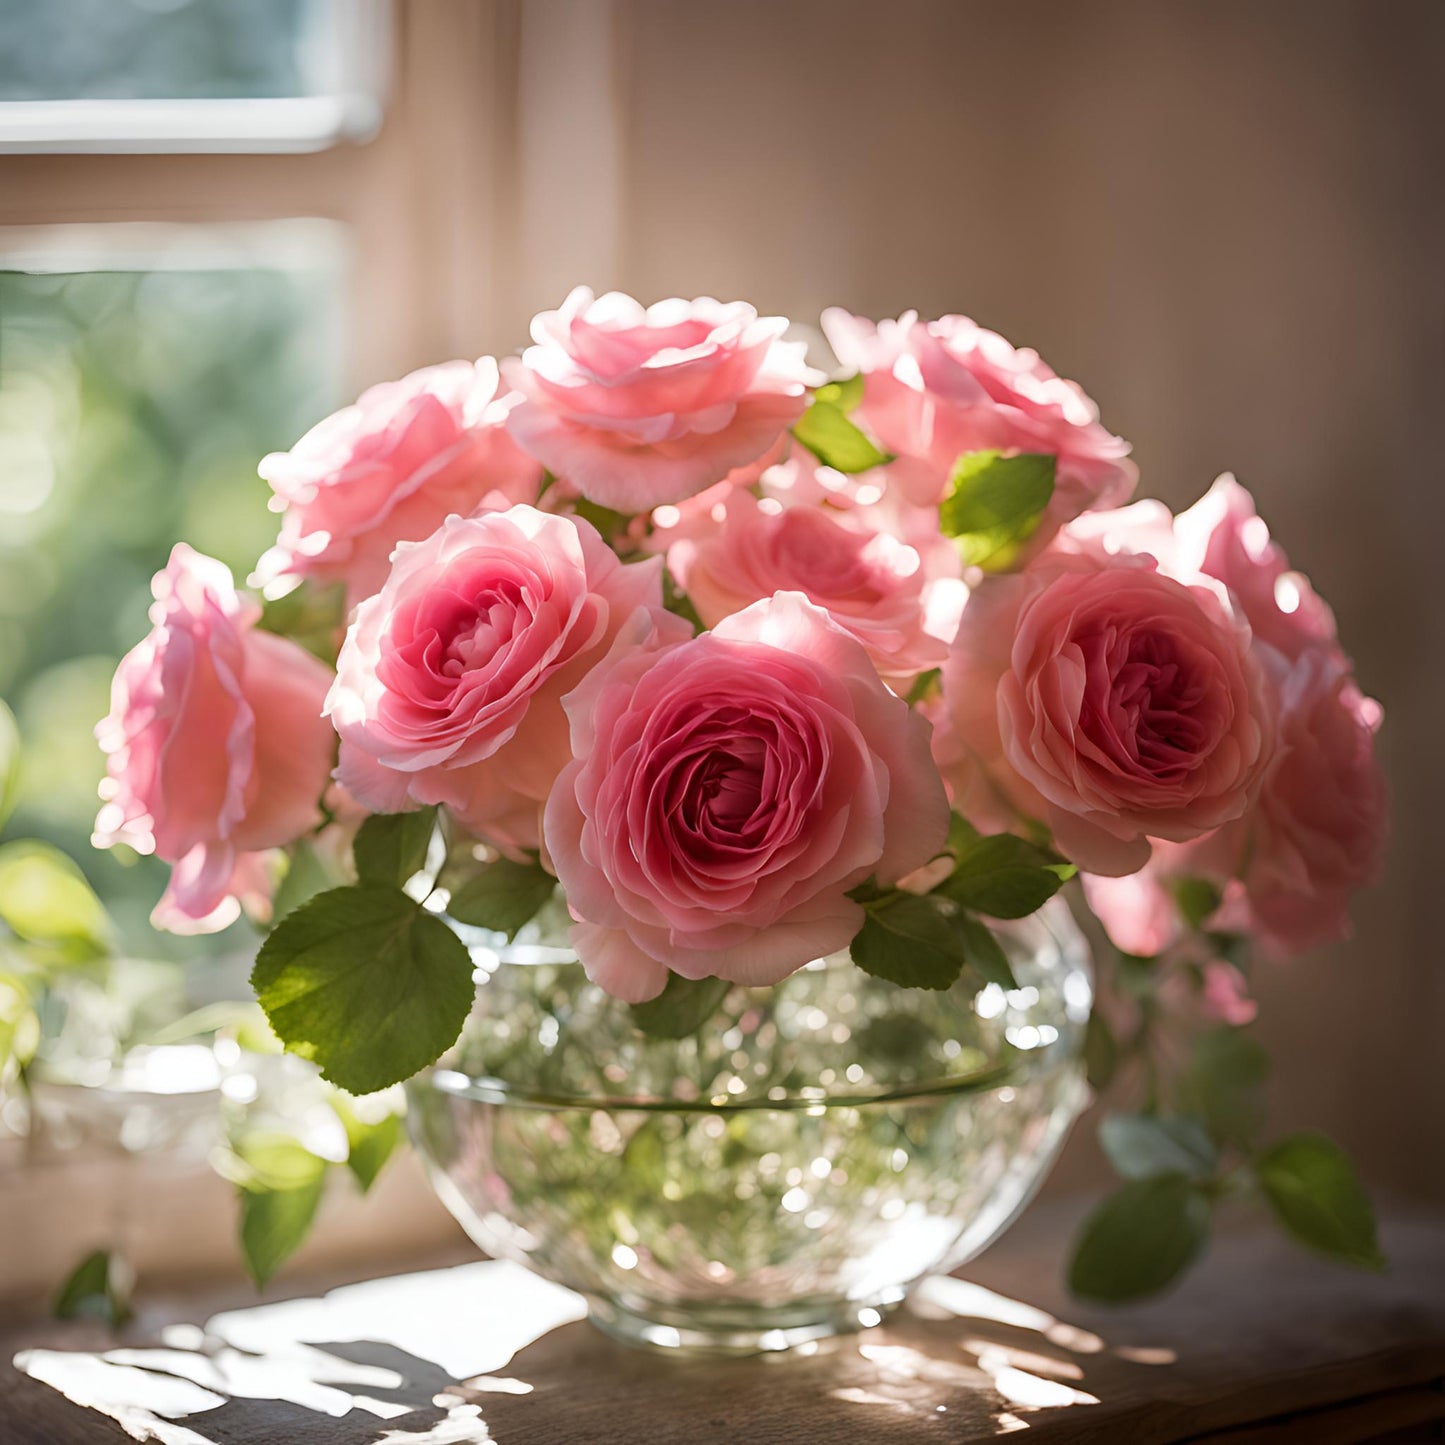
[3,1198,1443,1443]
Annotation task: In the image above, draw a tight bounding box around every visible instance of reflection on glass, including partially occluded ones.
[0,249,341,956]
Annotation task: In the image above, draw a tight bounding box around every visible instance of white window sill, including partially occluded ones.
[0,97,383,155]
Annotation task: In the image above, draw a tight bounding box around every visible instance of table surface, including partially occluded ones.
[3,1198,1444,1444]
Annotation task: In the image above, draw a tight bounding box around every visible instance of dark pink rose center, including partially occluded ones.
[638,691,826,883]
[436,583,527,678]
[377,557,571,738]
[1077,623,1224,781]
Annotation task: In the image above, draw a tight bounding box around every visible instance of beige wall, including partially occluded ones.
[494,0,1445,1200]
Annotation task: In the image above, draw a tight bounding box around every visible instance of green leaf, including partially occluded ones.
[905,668,941,706]
[1100,1112,1219,1182]
[662,569,705,635]
[940,450,1056,569]
[955,912,1020,992]
[331,1096,402,1194]
[271,838,341,924]
[258,581,346,663]
[231,1133,328,1286]
[53,1248,133,1327]
[1185,1027,1271,1149]
[1256,1132,1384,1271]
[573,497,630,536]
[444,855,557,940]
[0,698,21,831]
[629,972,732,1040]
[1069,1174,1212,1302]
[946,811,981,856]
[792,399,891,473]
[852,894,966,991]
[1083,1010,1118,1092]
[352,808,436,888]
[1170,876,1223,931]
[0,840,112,962]
[936,832,1065,919]
[251,885,475,1094]
[815,373,865,412]
[0,973,37,1072]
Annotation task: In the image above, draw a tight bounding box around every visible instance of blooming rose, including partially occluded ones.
[94,545,335,933]
[502,288,819,512]
[255,359,541,606]
[327,504,666,847]
[662,482,962,680]
[1067,477,1385,947]
[1081,867,1184,960]
[821,309,1137,536]
[1208,647,1386,957]
[1072,476,1337,664]
[939,533,1273,876]
[1173,474,1337,663]
[545,593,950,1002]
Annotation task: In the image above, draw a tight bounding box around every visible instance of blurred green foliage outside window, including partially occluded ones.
[0,0,316,102]
[0,259,342,959]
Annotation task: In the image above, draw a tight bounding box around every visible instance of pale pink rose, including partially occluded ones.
[544,593,950,1002]
[663,485,961,680]
[1070,477,1335,665]
[1206,647,1386,958]
[821,309,1136,534]
[1173,474,1336,663]
[502,288,820,513]
[758,452,965,581]
[327,505,666,848]
[1080,847,1261,1025]
[940,536,1273,876]
[94,545,335,933]
[1200,960,1257,1026]
[1081,869,1183,959]
[256,359,542,607]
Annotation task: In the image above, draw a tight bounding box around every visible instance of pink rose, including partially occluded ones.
[1173,474,1337,663]
[94,546,335,933]
[1081,868,1184,959]
[256,359,542,606]
[544,593,950,1002]
[1208,647,1386,958]
[1071,477,1336,666]
[821,309,1136,533]
[327,504,666,848]
[1200,960,1257,1026]
[502,288,820,512]
[663,483,963,680]
[940,535,1273,876]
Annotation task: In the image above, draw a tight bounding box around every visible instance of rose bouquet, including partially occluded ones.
[95,288,1386,1322]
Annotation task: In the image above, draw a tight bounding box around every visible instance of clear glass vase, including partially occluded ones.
[406,897,1091,1356]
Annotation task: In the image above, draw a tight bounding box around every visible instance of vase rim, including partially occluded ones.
[413,1043,1065,1114]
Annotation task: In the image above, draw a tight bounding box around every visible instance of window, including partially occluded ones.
[0,223,345,952]
[0,0,388,153]
[0,0,624,1298]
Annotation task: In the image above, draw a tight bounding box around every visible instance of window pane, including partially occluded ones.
[0,235,343,957]
[0,0,325,102]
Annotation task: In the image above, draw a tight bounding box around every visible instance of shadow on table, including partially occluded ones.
[11,1260,1129,1443]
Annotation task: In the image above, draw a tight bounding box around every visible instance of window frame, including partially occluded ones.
[0,0,391,155]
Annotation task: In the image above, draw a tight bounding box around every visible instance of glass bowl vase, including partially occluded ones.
[406,898,1091,1356]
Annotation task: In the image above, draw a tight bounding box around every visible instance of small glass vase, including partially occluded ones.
[406,897,1091,1356]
